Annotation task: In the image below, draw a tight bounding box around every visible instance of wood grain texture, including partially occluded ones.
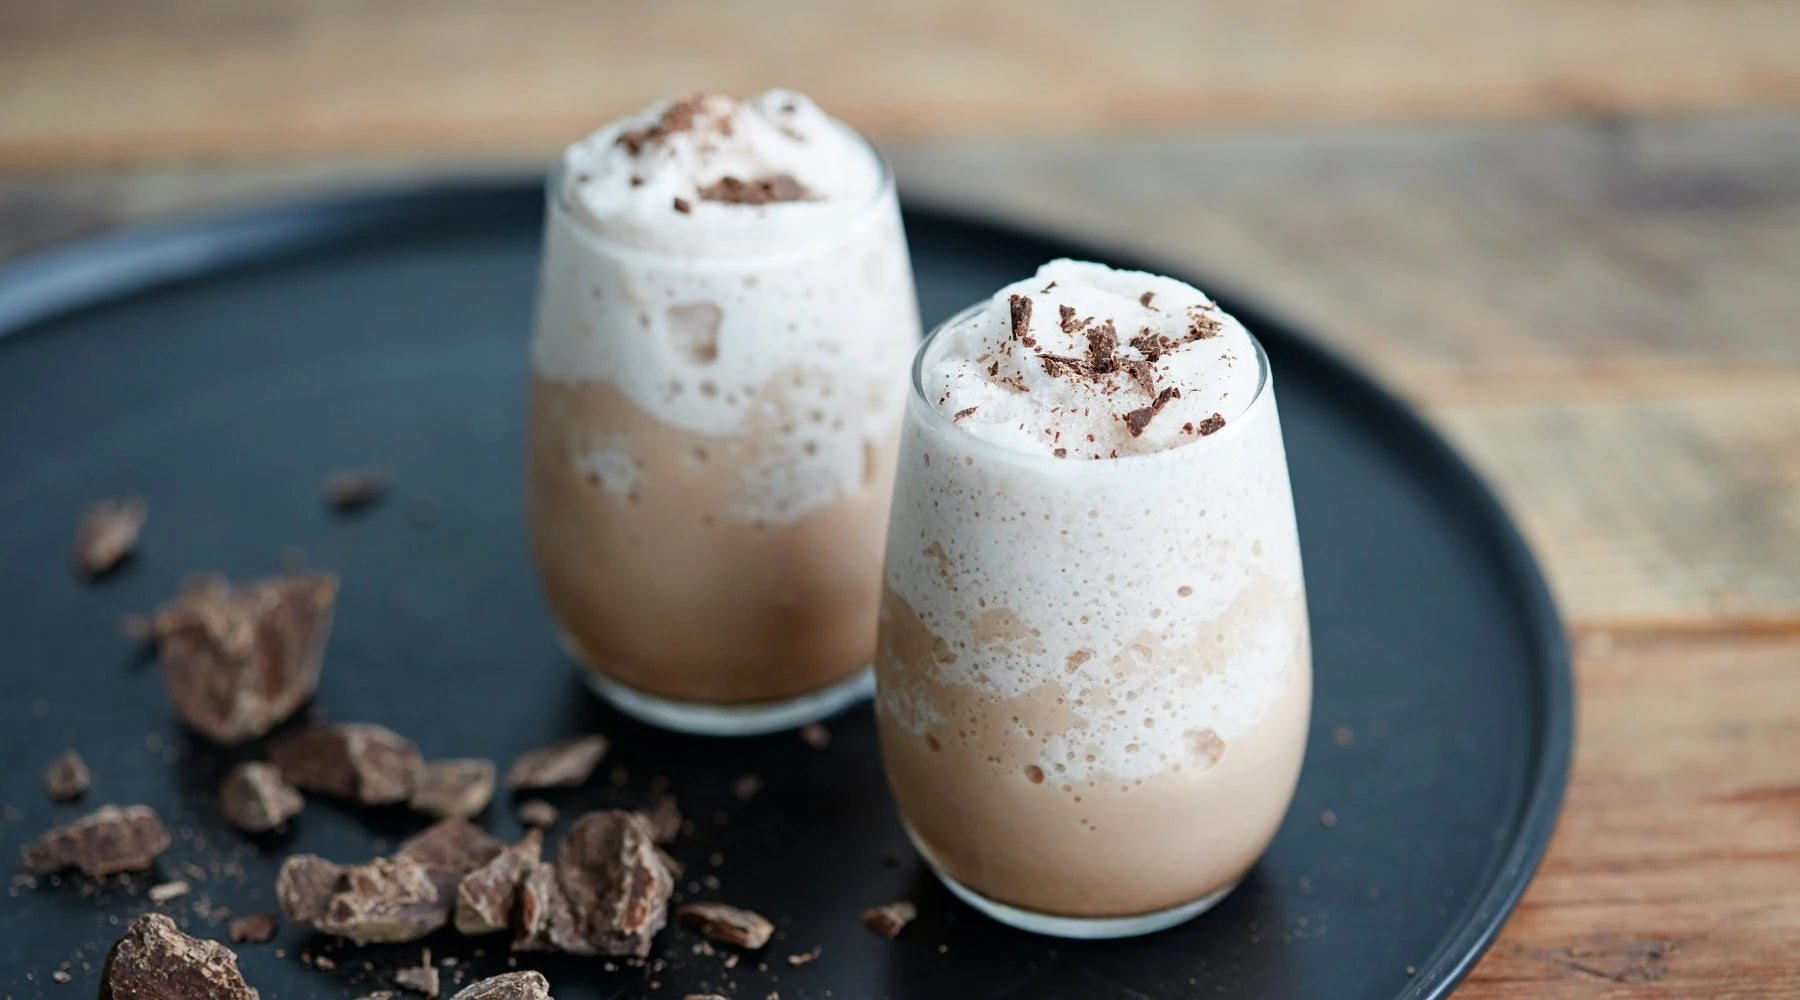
[3,0,1800,168]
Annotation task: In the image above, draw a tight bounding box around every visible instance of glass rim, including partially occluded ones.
[907,299,1275,471]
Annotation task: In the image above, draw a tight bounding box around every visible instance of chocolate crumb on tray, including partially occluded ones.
[410,759,497,819]
[504,736,609,790]
[72,495,146,579]
[219,761,304,833]
[101,913,258,1000]
[861,900,917,938]
[324,469,390,512]
[21,804,171,877]
[41,749,90,801]
[270,723,424,805]
[228,912,280,944]
[731,774,763,802]
[450,972,554,1000]
[677,902,774,949]
[517,800,558,828]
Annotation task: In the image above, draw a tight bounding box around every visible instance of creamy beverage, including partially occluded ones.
[527,91,921,734]
[875,260,1311,937]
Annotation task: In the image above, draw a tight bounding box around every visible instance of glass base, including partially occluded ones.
[926,861,1239,939]
[576,661,875,737]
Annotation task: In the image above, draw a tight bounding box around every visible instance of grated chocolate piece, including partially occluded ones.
[1124,386,1183,438]
[410,759,497,820]
[455,829,542,935]
[449,972,553,1000]
[1058,304,1083,335]
[73,496,146,579]
[42,749,90,801]
[616,95,707,155]
[696,174,811,204]
[1196,412,1227,436]
[677,903,773,949]
[100,913,257,1000]
[517,800,558,829]
[270,723,423,805]
[21,804,170,877]
[323,470,389,512]
[951,406,977,423]
[228,912,280,944]
[861,900,916,938]
[276,854,347,929]
[143,573,338,744]
[504,736,609,790]
[1126,359,1157,397]
[1140,291,1156,308]
[514,810,674,957]
[396,817,506,875]
[219,762,303,833]
[672,197,692,214]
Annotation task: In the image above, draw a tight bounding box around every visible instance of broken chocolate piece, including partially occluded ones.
[228,912,280,944]
[517,800,558,828]
[324,470,389,512]
[639,795,681,845]
[455,828,542,935]
[1008,294,1033,344]
[672,197,692,214]
[100,913,257,1000]
[270,723,423,805]
[951,405,977,423]
[42,749,90,801]
[396,817,505,875]
[862,900,917,938]
[73,496,146,579]
[450,972,553,1000]
[394,953,440,999]
[1124,386,1183,438]
[409,759,497,819]
[696,174,811,204]
[677,903,773,949]
[1140,291,1156,308]
[1085,320,1119,373]
[317,856,453,944]
[1196,412,1227,435]
[503,736,608,790]
[21,804,170,877]
[143,573,338,744]
[276,854,347,928]
[219,762,304,832]
[514,810,674,957]
[1126,359,1157,397]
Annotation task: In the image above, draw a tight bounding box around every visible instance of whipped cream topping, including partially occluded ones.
[561,90,886,256]
[923,260,1261,458]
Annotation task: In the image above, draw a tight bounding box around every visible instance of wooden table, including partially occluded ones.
[2,3,1797,996]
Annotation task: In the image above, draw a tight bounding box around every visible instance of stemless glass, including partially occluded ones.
[875,304,1311,938]
[526,158,920,735]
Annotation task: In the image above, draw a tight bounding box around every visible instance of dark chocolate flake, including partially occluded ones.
[1123,386,1183,438]
[42,749,90,801]
[672,197,692,214]
[276,854,347,928]
[1008,294,1033,343]
[396,817,506,875]
[73,495,146,578]
[101,913,257,1000]
[317,855,454,944]
[514,810,674,957]
[22,804,171,877]
[1140,291,1156,308]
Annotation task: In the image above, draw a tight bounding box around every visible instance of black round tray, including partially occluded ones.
[0,180,1571,999]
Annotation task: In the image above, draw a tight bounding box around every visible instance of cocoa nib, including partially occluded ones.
[141,573,338,744]
[696,174,811,204]
[517,800,558,828]
[450,972,553,1000]
[22,804,170,877]
[73,496,146,578]
[42,749,90,801]
[862,900,917,938]
[455,828,543,935]
[1085,320,1120,373]
[228,912,280,944]
[1008,294,1033,344]
[396,817,506,875]
[1124,386,1183,437]
[677,902,774,949]
[410,759,497,819]
[219,762,304,833]
[504,736,609,790]
[1196,412,1227,436]
[324,469,389,512]
[270,723,423,805]
[101,913,258,1000]
[515,810,674,957]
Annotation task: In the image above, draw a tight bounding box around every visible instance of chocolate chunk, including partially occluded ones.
[394,955,440,999]
[1196,412,1227,436]
[504,736,608,790]
[396,817,506,875]
[799,723,830,748]
[786,946,821,966]
[639,795,681,845]
[21,804,170,877]
[672,197,692,214]
[1187,309,1223,340]
[696,174,812,204]
[143,573,338,744]
[100,913,257,1000]
[324,470,389,512]
[219,762,304,832]
[1058,304,1082,335]
[951,406,977,423]
[450,972,553,1000]
[517,800,558,828]
[228,912,280,944]
[514,810,674,957]
[862,900,916,938]
[276,854,347,928]
[677,903,773,949]
[1085,320,1119,373]
[409,759,497,819]
[1140,291,1156,308]
[73,496,146,579]
[455,829,543,935]
[1124,386,1183,438]
[317,856,453,944]
[42,749,90,801]
[1008,294,1033,344]
[270,723,423,805]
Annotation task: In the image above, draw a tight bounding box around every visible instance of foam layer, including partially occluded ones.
[923,260,1261,458]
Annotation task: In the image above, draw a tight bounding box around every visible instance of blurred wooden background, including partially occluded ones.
[1,2,1797,997]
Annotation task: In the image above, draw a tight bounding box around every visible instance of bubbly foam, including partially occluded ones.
[923,260,1261,458]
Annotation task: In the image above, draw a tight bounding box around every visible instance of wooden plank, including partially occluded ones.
[3,0,1800,168]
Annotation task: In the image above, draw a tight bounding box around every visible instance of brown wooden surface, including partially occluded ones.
[2,4,1798,992]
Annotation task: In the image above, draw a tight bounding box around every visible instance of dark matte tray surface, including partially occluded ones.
[0,181,1570,1000]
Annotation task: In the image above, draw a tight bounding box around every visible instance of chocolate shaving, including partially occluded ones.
[410,759,497,819]
[639,795,681,845]
[42,749,90,801]
[1123,386,1183,437]
[677,902,773,949]
[514,810,674,957]
[101,913,257,1000]
[1008,294,1033,345]
[73,496,146,578]
[1039,354,1087,378]
[270,723,423,805]
[323,470,388,512]
[21,804,170,877]
[228,912,280,944]
[219,761,304,833]
[1195,412,1227,436]
[672,197,692,214]
[455,829,543,935]
[517,800,558,828]
[1058,304,1083,335]
[142,573,338,744]
[449,973,553,1000]
[1140,291,1156,308]
[696,174,812,204]
[951,406,978,423]
[396,817,506,875]
[504,736,609,790]
[1085,320,1119,373]
[862,900,917,938]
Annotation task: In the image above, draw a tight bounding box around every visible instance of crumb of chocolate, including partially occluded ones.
[640,795,681,845]
[517,800,558,829]
[677,903,773,949]
[697,174,812,204]
[1041,280,1057,292]
[324,470,389,512]
[617,95,707,155]
[455,829,542,935]
[514,810,674,958]
[42,749,90,801]
[1123,386,1182,437]
[450,972,553,1000]
[861,901,916,939]
[628,175,643,187]
[1332,725,1355,746]
[504,736,609,790]
[21,804,170,877]
[1140,291,1156,308]
[952,406,977,423]
[1319,809,1338,829]
[1008,294,1033,344]
[672,197,692,214]
[52,969,72,983]
[799,723,830,748]
[228,912,279,944]
[410,759,497,820]
[396,817,506,874]
[219,761,304,832]
[1053,447,1068,458]
[1058,304,1082,335]
[1195,412,1226,436]
[395,952,441,999]
[101,913,257,1000]
[73,495,146,578]
[149,880,191,904]
[732,774,762,802]
[270,723,423,805]
[142,573,338,743]
[785,947,821,967]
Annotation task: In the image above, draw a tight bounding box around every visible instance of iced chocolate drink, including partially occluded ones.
[876,260,1311,937]
[527,92,921,734]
